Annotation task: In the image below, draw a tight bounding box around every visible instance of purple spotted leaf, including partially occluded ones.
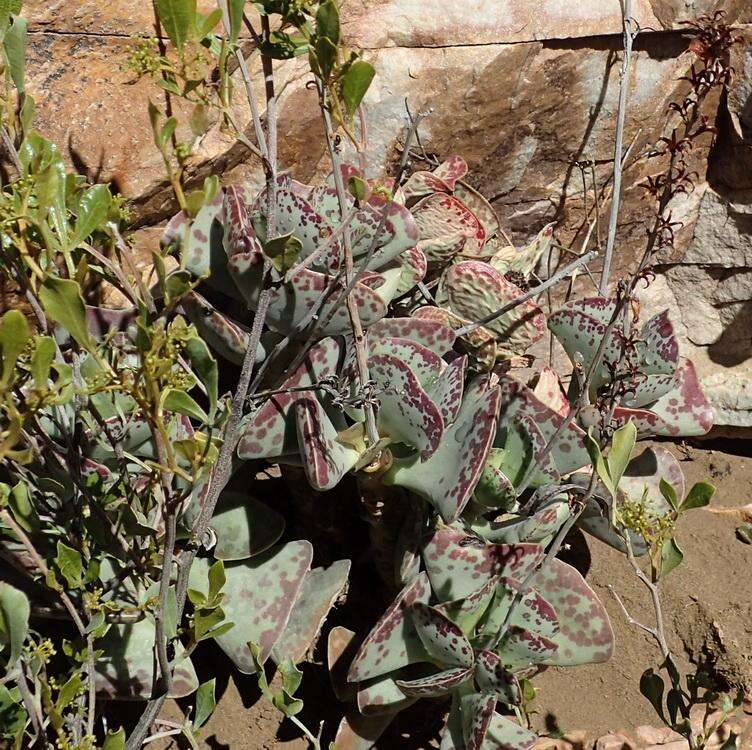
[437,261,545,355]
[403,170,454,201]
[638,310,679,375]
[357,675,414,716]
[275,187,337,259]
[441,695,465,750]
[417,231,468,264]
[229,257,388,336]
[351,200,420,266]
[474,650,521,705]
[182,291,265,365]
[473,459,517,512]
[473,493,571,544]
[385,377,500,523]
[309,184,352,226]
[411,602,475,668]
[484,713,538,750]
[95,618,198,700]
[434,576,499,635]
[328,626,359,702]
[295,397,363,490]
[208,491,285,561]
[348,572,431,682]
[478,578,559,641]
[396,245,428,295]
[272,560,350,664]
[334,711,397,750]
[189,541,313,673]
[461,693,496,750]
[237,337,342,460]
[547,305,622,393]
[531,367,569,417]
[452,181,500,238]
[489,224,554,277]
[611,359,713,437]
[369,353,444,460]
[421,526,545,601]
[368,336,444,387]
[491,415,560,490]
[425,355,466,425]
[395,666,473,698]
[412,194,485,260]
[366,316,457,356]
[223,184,264,260]
[497,627,559,668]
[433,156,469,189]
[531,558,614,667]
[498,376,589,475]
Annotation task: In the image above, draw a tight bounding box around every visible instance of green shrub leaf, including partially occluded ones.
[39,277,94,350]
[340,60,375,117]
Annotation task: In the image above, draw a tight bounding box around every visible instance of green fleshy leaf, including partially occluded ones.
[680,481,714,512]
[72,184,111,246]
[39,276,95,350]
[3,14,26,92]
[155,0,196,49]
[102,728,126,750]
[340,60,375,118]
[55,541,84,589]
[162,388,208,422]
[0,310,30,385]
[660,537,683,577]
[193,679,216,729]
[0,583,30,665]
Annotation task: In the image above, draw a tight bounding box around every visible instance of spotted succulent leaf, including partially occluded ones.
[438,261,544,355]
[348,572,431,682]
[474,650,521,704]
[295,398,363,490]
[272,560,350,665]
[411,602,474,668]
[366,316,456,356]
[95,618,198,700]
[208,491,285,561]
[498,376,589,475]
[190,541,312,673]
[421,526,545,601]
[396,666,473,698]
[531,558,614,666]
[461,693,496,750]
[237,337,342,460]
[385,377,500,522]
[356,675,414,715]
[484,712,538,750]
[369,353,444,460]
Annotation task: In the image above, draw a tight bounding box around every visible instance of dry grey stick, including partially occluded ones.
[599,0,635,294]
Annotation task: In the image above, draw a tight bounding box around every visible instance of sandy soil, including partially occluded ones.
[146,440,752,749]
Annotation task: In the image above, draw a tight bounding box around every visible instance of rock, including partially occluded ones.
[594,731,636,750]
[13,0,752,432]
[635,726,684,745]
[534,730,589,750]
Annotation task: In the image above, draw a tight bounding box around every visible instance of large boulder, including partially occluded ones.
[20,0,752,430]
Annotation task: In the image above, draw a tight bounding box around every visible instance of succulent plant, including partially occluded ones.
[548,297,713,438]
[330,523,613,750]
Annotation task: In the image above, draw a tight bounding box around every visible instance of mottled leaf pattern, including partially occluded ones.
[531,559,614,666]
[357,676,414,715]
[421,526,545,600]
[348,572,431,682]
[95,618,198,700]
[386,378,500,522]
[411,602,474,668]
[272,560,350,664]
[190,541,312,672]
[396,666,472,698]
[474,650,521,704]
[367,316,457,356]
[461,693,496,750]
